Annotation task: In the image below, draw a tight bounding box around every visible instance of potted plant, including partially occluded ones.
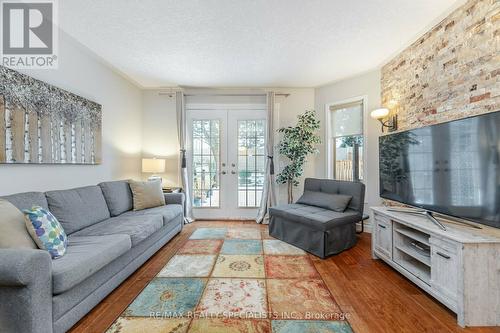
[276,110,321,203]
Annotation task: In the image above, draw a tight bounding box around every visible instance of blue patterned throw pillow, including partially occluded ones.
[23,206,68,259]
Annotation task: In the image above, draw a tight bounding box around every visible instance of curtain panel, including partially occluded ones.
[176,91,194,223]
[256,91,277,224]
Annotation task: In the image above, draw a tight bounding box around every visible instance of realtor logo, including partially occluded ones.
[1,0,58,68]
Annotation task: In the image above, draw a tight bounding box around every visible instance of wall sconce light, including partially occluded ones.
[370,108,398,133]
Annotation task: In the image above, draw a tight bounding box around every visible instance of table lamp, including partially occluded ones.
[142,158,165,182]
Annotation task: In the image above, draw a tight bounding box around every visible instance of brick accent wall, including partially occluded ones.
[381,0,499,130]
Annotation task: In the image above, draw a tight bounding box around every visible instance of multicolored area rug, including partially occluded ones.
[107,227,353,333]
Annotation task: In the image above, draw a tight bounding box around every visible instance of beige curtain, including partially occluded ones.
[176,91,194,223]
[256,92,277,224]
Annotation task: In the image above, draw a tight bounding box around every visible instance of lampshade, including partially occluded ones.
[370,108,390,120]
[142,158,165,173]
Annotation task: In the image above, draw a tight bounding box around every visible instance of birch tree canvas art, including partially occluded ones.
[0,66,102,164]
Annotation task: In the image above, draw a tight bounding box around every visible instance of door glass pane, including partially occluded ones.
[192,119,220,207]
[237,120,266,207]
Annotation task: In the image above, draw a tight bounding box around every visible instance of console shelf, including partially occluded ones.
[394,248,431,284]
[371,206,500,327]
[394,225,430,246]
[393,221,431,284]
[394,244,431,267]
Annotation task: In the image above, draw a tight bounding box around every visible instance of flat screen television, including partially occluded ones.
[379,110,500,229]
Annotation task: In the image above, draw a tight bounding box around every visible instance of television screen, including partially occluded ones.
[379,110,500,229]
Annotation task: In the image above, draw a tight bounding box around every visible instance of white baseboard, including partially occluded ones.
[356,220,372,233]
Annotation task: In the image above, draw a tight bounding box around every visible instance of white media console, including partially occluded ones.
[371,207,500,327]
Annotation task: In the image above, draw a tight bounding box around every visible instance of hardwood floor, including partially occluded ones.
[69,221,500,333]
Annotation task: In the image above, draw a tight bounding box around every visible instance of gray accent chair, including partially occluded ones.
[269,178,365,258]
[0,180,184,333]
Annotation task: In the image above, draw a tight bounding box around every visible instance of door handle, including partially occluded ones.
[231,171,236,174]
[221,171,227,175]
[378,224,386,229]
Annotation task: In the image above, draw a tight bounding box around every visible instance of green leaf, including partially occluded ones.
[275,110,321,190]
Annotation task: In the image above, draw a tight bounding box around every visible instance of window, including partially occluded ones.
[329,101,364,181]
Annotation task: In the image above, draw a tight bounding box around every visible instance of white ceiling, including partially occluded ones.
[59,0,462,88]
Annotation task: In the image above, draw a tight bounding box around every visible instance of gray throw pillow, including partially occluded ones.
[296,190,352,212]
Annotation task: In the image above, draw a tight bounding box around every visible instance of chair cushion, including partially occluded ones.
[296,191,352,212]
[269,203,361,231]
[24,206,68,259]
[1,191,48,211]
[45,186,111,234]
[303,178,365,214]
[99,180,133,216]
[121,204,183,226]
[52,234,131,294]
[71,214,163,247]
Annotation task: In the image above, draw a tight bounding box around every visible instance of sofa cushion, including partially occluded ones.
[269,203,361,231]
[1,191,48,211]
[296,190,352,212]
[0,199,37,249]
[121,204,183,226]
[45,186,111,234]
[164,192,185,206]
[72,214,163,247]
[52,234,131,294]
[98,180,133,216]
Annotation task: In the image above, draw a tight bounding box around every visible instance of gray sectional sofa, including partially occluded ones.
[269,178,365,258]
[0,180,184,333]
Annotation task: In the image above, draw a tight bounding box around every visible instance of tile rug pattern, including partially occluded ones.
[107,227,353,333]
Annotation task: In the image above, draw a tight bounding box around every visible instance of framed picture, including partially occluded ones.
[0,66,102,164]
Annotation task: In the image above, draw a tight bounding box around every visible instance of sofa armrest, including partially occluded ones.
[0,249,53,333]
[164,192,185,206]
[0,249,49,286]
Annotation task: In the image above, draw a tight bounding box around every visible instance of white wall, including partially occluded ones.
[315,70,383,227]
[141,90,179,187]
[142,77,381,219]
[0,31,143,195]
[140,88,315,203]
[0,28,381,216]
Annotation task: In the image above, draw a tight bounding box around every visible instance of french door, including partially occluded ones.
[187,107,267,220]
